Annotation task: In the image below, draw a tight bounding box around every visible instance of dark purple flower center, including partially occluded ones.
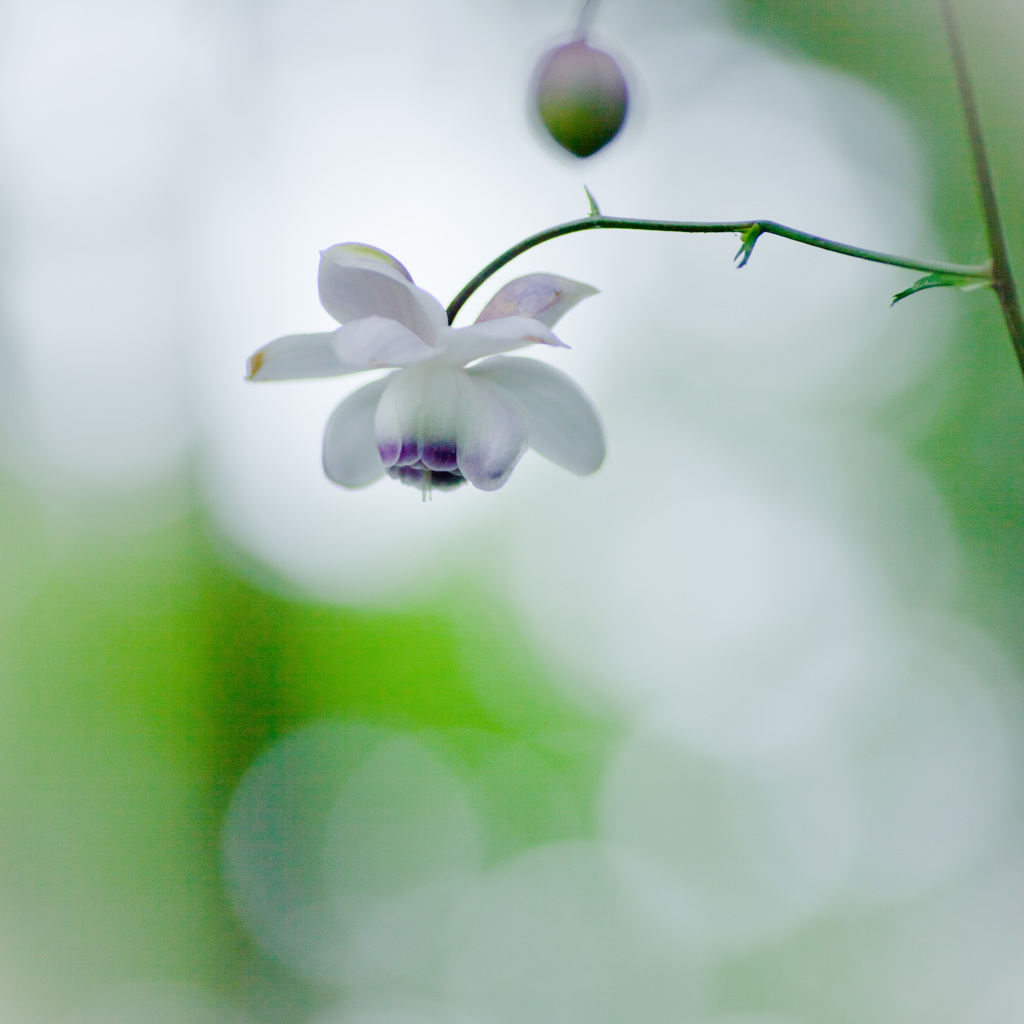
[387,464,466,491]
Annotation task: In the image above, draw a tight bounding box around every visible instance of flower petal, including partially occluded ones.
[322,375,392,487]
[476,273,598,327]
[373,366,528,490]
[455,375,529,491]
[438,316,567,367]
[332,317,440,368]
[372,365,462,470]
[320,242,415,283]
[469,355,605,475]
[247,332,363,381]
[318,243,448,343]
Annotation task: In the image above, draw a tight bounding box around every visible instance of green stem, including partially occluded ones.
[446,214,990,324]
[938,0,1024,375]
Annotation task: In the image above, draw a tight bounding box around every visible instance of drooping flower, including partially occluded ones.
[247,243,605,493]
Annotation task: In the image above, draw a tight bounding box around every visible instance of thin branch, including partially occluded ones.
[572,0,601,42]
[939,0,1024,374]
[446,214,990,324]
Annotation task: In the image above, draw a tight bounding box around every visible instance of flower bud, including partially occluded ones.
[533,40,629,158]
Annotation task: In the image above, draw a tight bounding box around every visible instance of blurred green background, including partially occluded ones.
[1,1,1023,1023]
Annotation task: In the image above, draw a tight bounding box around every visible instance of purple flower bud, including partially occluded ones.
[533,40,629,158]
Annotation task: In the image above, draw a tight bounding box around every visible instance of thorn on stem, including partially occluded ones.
[891,270,992,306]
[584,184,601,217]
[734,224,763,268]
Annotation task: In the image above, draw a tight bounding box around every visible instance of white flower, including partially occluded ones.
[247,243,606,493]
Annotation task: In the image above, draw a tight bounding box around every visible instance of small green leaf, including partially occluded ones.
[734,224,763,267]
[583,184,601,217]
[891,271,990,305]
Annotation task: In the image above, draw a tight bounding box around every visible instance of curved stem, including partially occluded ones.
[446,214,990,324]
[572,0,601,42]
[939,0,1024,375]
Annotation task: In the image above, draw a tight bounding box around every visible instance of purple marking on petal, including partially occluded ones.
[477,276,562,323]
[474,274,596,329]
[397,438,421,466]
[377,440,400,466]
[422,442,459,471]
